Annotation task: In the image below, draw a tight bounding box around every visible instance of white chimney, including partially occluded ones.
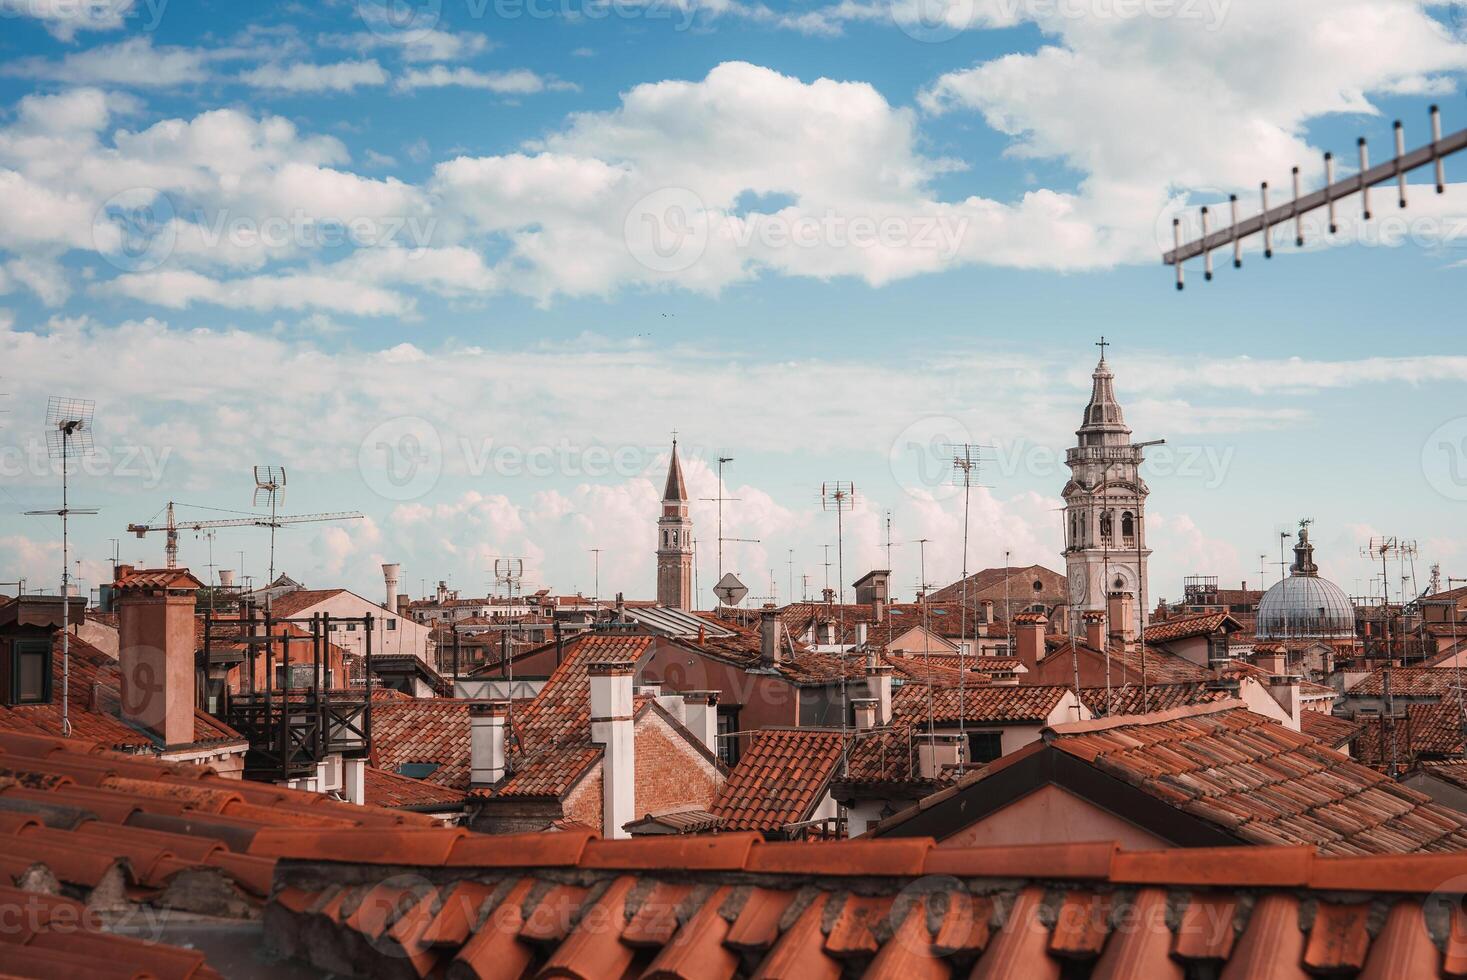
[470,701,509,787]
[589,662,636,839]
[681,691,719,755]
[866,663,892,726]
[853,698,879,730]
[760,612,783,666]
[382,563,401,612]
[217,569,236,588]
[856,622,868,647]
[917,732,967,780]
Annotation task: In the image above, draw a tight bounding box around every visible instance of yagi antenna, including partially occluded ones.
[25,395,100,738]
[253,465,287,584]
[1165,104,1467,288]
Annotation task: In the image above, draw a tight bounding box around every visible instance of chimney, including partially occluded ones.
[589,662,636,839]
[981,599,995,624]
[822,587,836,604]
[1266,675,1303,732]
[680,691,719,755]
[115,566,201,747]
[396,593,409,618]
[917,732,966,779]
[1014,612,1046,671]
[615,592,626,622]
[470,701,510,787]
[853,698,879,730]
[382,563,401,613]
[1107,591,1136,647]
[760,612,783,666]
[1254,644,1288,675]
[1084,611,1106,650]
[856,622,868,647]
[866,663,892,725]
[217,569,235,588]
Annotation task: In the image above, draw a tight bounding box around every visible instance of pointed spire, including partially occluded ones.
[1080,339,1128,432]
[663,438,688,502]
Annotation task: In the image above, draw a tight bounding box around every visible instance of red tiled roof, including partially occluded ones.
[0,634,243,751]
[1415,760,1467,791]
[265,832,1467,978]
[1218,659,1338,699]
[1079,681,1231,717]
[488,632,655,800]
[892,682,1073,724]
[113,566,204,591]
[1300,709,1366,750]
[0,728,436,931]
[1348,667,1462,698]
[1043,702,1467,854]
[1353,701,1467,769]
[1042,636,1214,683]
[1142,610,1238,643]
[708,729,844,833]
[364,767,466,810]
[264,589,349,618]
[368,699,472,790]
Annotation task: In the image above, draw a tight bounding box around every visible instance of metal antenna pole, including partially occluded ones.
[821,482,856,778]
[1449,578,1466,751]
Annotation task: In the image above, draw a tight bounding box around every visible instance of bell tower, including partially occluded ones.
[1062,340,1153,620]
[657,438,694,610]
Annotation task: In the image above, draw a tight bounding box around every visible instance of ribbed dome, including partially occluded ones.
[1256,525,1355,641]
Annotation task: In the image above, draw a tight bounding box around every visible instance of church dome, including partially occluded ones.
[1255,525,1355,641]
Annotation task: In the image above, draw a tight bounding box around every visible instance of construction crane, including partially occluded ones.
[127,501,365,570]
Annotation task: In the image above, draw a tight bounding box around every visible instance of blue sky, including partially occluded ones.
[1,0,1466,607]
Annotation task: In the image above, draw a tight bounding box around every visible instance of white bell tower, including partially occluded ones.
[1062,339,1157,621]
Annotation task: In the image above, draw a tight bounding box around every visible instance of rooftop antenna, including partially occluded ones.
[1361,536,1412,778]
[822,481,856,777]
[883,510,901,588]
[945,442,989,773]
[588,548,601,601]
[493,557,526,709]
[700,456,758,584]
[25,396,99,737]
[253,466,286,585]
[1164,104,1467,287]
[1448,577,1467,755]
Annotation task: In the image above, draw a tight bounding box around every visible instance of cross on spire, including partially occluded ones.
[670,427,679,447]
[1095,336,1110,358]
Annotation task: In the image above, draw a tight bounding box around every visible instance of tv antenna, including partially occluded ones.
[700,456,758,583]
[1360,535,1417,778]
[821,480,856,777]
[945,442,990,772]
[25,396,100,737]
[1164,104,1467,288]
[588,548,601,601]
[254,466,286,583]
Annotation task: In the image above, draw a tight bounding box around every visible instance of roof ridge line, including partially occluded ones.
[1046,697,1249,737]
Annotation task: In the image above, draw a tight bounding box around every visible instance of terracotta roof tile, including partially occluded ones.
[709,729,844,833]
[265,833,1467,979]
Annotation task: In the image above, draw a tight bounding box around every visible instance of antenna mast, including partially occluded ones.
[25,396,100,738]
[821,481,856,778]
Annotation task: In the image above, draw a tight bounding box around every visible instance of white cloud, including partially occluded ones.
[100,267,415,316]
[327,27,492,62]
[395,65,556,93]
[239,59,389,93]
[0,0,141,40]
[2,35,209,87]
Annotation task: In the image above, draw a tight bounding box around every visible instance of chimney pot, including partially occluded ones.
[589,661,636,839]
[470,701,510,787]
[1014,612,1047,670]
[115,567,201,747]
[760,612,783,666]
[865,663,892,725]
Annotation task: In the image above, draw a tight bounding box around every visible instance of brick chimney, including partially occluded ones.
[1107,591,1136,647]
[1254,644,1288,675]
[469,701,509,787]
[1083,610,1106,650]
[1014,612,1046,671]
[114,566,202,748]
[589,661,636,839]
[981,599,995,624]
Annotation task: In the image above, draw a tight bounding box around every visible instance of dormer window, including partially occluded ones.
[5,638,52,705]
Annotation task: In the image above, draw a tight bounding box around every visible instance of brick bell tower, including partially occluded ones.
[656,438,694,610]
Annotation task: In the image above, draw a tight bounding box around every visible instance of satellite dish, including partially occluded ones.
[713,572,748,607]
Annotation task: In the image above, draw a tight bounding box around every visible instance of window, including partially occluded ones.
[387,620,396,631]
[967,731,1004,764]
[8,639,51,705]
[1122,512,1136,545]
[716,707,741,767]
[345,623,357,632]
[397,762,441,779]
